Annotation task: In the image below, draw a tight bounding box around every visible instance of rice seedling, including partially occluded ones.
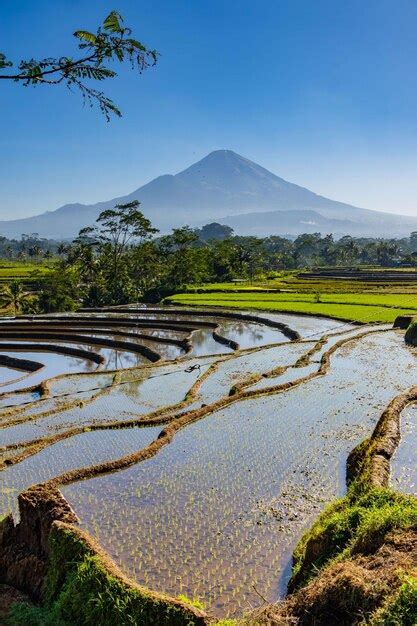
[60,330,417,618]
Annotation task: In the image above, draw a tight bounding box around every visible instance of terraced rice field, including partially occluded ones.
[1,305,416,619]
[166,274,417,322]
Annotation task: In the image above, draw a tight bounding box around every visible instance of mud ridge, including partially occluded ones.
[0,355,43,373]
[347,384,417,488]
[32,328,390,491]
[0,484,208,624]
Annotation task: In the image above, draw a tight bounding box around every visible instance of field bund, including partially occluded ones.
[1,306,417,623]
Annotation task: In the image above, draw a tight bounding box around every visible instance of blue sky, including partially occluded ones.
[1,0,417,219]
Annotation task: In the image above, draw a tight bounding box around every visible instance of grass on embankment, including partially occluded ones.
[290,487,417,589]
[166,291,417,323]
[6,521,207,626]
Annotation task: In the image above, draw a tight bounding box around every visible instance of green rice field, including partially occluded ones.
[166,277,417,323]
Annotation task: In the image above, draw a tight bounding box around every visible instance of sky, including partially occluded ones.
[1,0,417,220]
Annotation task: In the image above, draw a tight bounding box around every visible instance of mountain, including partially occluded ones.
[1,149,417,239]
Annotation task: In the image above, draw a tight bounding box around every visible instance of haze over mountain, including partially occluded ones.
[2,150,417,239]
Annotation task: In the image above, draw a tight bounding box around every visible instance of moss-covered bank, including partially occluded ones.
[0,486,208,626]
[7,522,208,625]
[405,319,417,345]
[252,382,417,625]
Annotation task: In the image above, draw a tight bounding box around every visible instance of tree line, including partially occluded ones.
[2,201,414,314]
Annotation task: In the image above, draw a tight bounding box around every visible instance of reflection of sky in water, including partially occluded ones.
[217,320,287,348]
[0,310,356,394]
[189,328,232,356]
[0,348,98,393]
[96,307,349,341]
[391,404,417,496]
[87,333,184,361]
[0,364,31,386]
[188,320,288,356]
[63,332,417,618]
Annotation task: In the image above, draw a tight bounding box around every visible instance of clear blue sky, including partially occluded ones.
[1,0,417,219]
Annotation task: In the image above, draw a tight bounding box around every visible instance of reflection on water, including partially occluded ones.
[391,404,417,496]
[188,320,288,356]
[189,328,232,356]
[0,365,31,386]
[0,348,98,393]
[0,309,346,394]
[63,332,417,618]
[217,320,287,348]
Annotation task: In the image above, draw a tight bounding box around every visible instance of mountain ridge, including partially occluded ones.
[1,149,417,239]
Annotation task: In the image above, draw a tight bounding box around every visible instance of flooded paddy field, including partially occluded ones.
[1,307,416,620]
[61,330,417,617]
[0,360,212,447]
[0,349,100,393]
[1,425,161,518]
[0,305,342,397]
[391,403,417,496]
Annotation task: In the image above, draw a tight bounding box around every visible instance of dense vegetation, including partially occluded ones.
[2,202,417,320]
[0,234,63,261]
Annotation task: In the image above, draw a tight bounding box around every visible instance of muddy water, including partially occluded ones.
[391,404,417,495]
[245,325,387,393]
[196,341,315,404]
[62,331,415,618]
[1,362,212,447]
[0,426,161,519]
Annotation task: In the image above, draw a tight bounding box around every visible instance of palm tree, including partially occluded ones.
[57,243,68,257]
[1,280,28,316]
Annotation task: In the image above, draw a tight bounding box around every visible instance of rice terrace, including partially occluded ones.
[1,267,417,624]
[3,3,417,624]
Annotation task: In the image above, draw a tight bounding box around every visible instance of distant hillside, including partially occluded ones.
[1,149,417,239]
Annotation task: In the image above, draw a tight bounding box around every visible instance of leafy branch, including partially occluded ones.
[0,10,158,119]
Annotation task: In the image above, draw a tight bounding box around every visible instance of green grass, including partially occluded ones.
[185,282,274,292]
[291,488,417,589]
[169,290,417,307]
[405,320,417,344]
[165,292,417,323]
[185,274,417,295]
[166,270,417,322]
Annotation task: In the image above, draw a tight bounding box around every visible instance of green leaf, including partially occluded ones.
[74,30,97,44]
[27,65,42,80]
[103,11,123,33]
[126,39,146,52]
[0,53,12,69]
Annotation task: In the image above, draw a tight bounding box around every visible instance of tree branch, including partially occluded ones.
[0,11,158,119]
